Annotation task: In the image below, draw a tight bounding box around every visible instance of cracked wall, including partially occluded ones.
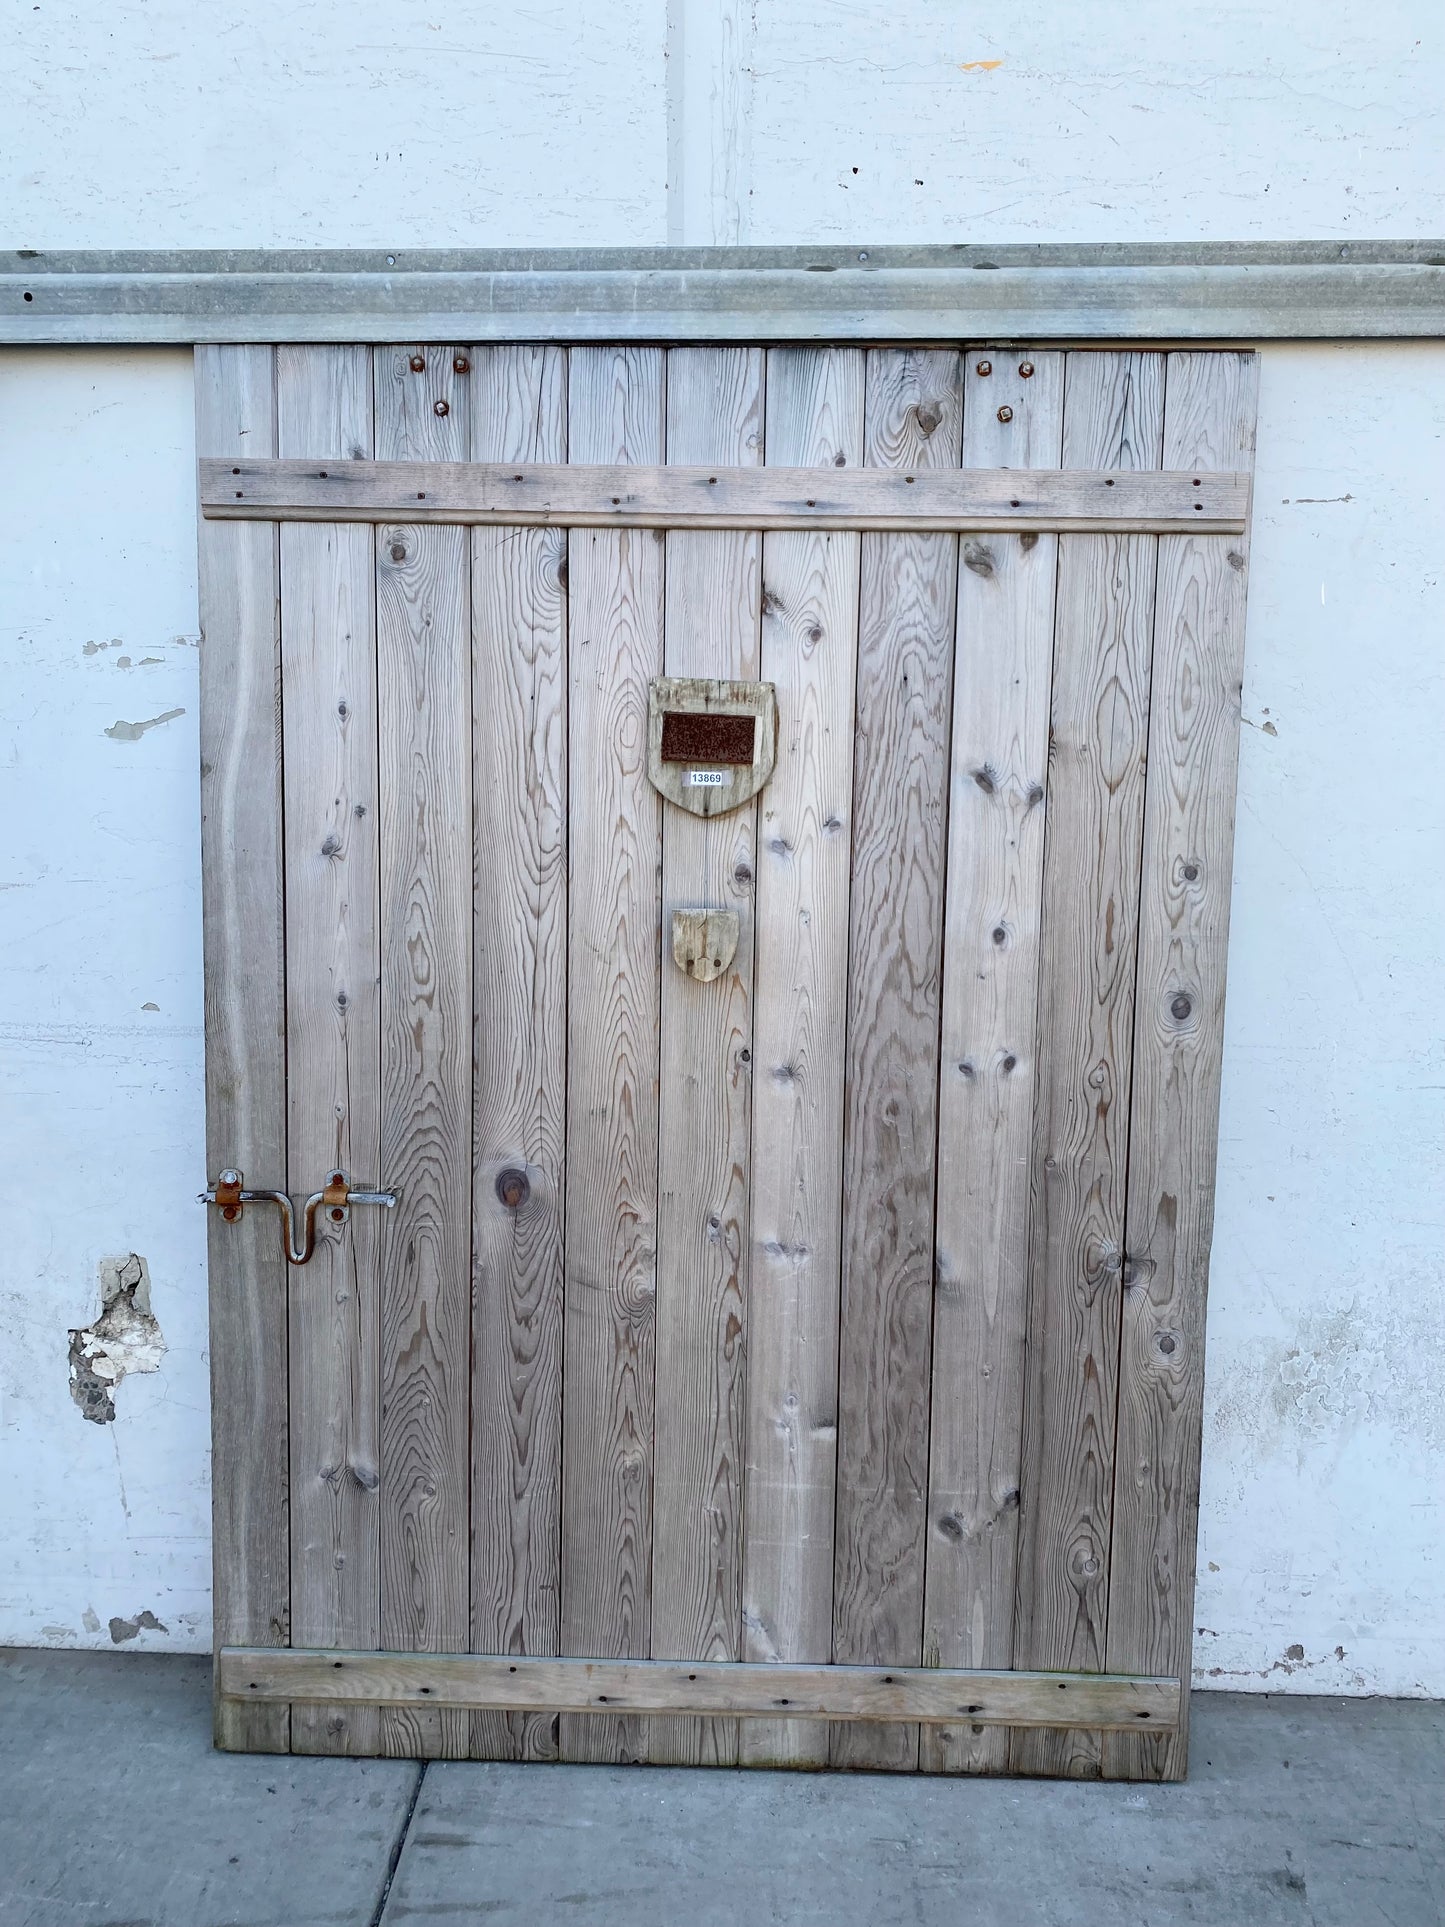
[68,1255,168,1424]
[0,346,212,1655]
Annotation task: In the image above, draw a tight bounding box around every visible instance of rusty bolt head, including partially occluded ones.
[1019,360,1035,378]
[409,354,426,372]
[453,354,470,374]
[975,359,992,377]
[433,398,450,417]
[330,1207,345,1222]
[997,405,1014,424]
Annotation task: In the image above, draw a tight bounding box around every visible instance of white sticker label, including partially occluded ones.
[685,769,727,787]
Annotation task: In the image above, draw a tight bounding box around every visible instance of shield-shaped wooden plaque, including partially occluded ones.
[647,677,778,818]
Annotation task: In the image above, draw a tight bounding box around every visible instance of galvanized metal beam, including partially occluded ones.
[4,245,1443,344]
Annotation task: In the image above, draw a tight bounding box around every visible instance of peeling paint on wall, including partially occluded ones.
[108,1609,167,1644]
[104,707,185,742]
[67,1254,167,1424]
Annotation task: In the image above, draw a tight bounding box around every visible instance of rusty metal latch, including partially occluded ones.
[199,1168,397,1267]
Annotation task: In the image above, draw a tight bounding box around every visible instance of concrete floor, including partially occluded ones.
[2,1650,1440,1927]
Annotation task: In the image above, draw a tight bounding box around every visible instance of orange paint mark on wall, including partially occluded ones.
[958,59,1004,72]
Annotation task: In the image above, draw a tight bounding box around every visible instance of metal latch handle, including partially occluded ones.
[199,1168,397,1267]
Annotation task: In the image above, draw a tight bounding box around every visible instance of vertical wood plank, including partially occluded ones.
[469,345,569,1764]
[830,349,961,1772]
[650,347,765,1767]
[375,345,473,1759]
[920,349,1065,1775]
[1012,352,1165,1778]
[560,347,666,1765]
[740,347,864,1768]
[1105,352,1259,1784]
[196,345,290,1754]
[277,347,381,1758]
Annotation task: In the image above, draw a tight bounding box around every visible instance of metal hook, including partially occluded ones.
[199,1169,397,1266]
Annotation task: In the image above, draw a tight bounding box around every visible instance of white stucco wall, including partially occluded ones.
[8,2,1441,248]
[3,4,1443,1693]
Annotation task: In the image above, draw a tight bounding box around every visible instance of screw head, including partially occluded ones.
[997,405,1014,423]
[433,398,450,417]
[976,359,992,377]
[453,354,470,374]
[1019,361,1035,378]
[409,354,425,372]
[330,1207,345,1222]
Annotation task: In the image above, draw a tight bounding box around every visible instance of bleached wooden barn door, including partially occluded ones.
[199,342,1255,1779]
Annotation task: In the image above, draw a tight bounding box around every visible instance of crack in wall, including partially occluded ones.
[67,1253,166,1423]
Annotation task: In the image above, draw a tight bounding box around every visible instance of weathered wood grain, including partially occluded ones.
[375,344,473,1759]
[921,349,1065,1775]
[196,345,290,1755]
[560,348,666,1764]
[221,1648,1179,1731]
[1105,352,1258,1783]
[203,456,1247,532]
[277,346,381,1758]
[469,345,569,1764]
[650,348,764,1766]
[1012,352,1165,1779]
[741,347,864,1768]
[831,349,961,1771]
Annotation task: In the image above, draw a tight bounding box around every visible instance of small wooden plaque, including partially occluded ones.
[671,910,740,983]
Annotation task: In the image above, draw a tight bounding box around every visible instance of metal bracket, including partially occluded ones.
[199,1168,398,1266]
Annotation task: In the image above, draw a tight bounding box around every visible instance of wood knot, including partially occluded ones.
[495,1167,531,1210]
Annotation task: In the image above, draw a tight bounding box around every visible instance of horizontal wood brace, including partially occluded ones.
[7,250,1443,342]
[218,1649,1180,1731]
[199,458,1249,533]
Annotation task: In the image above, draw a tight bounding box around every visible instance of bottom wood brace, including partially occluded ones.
[218,1649,1179,1732]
